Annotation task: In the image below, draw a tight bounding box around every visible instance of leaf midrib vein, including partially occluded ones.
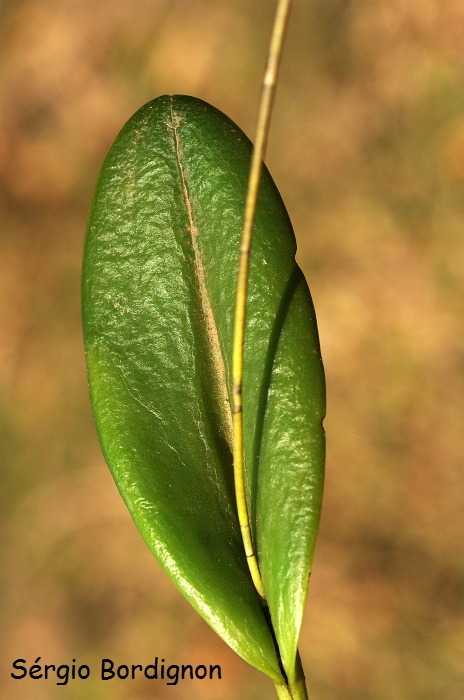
[169,96,233,451]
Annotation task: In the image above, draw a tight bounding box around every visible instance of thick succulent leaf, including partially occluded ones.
[255,270,325,684]
[82,94,325,684]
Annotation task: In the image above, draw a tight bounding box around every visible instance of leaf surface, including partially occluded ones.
[82,95,325,684]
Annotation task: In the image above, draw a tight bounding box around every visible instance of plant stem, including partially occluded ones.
[274,650,309,700]
[231,3,310,699]
[275,680,309,700]
[231,0,293,599]
[275,682,294,700]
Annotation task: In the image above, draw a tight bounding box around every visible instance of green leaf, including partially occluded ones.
[82,95,325,687]
[254,269,325,685]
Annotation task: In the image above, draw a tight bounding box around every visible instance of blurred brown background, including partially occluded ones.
[1,0,463,698]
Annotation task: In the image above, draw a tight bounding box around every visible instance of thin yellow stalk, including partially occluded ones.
[232,0,293,600]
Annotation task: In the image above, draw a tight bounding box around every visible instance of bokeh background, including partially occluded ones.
[1,0,463,698]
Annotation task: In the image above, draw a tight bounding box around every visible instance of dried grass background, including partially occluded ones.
[1,1,463,698]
